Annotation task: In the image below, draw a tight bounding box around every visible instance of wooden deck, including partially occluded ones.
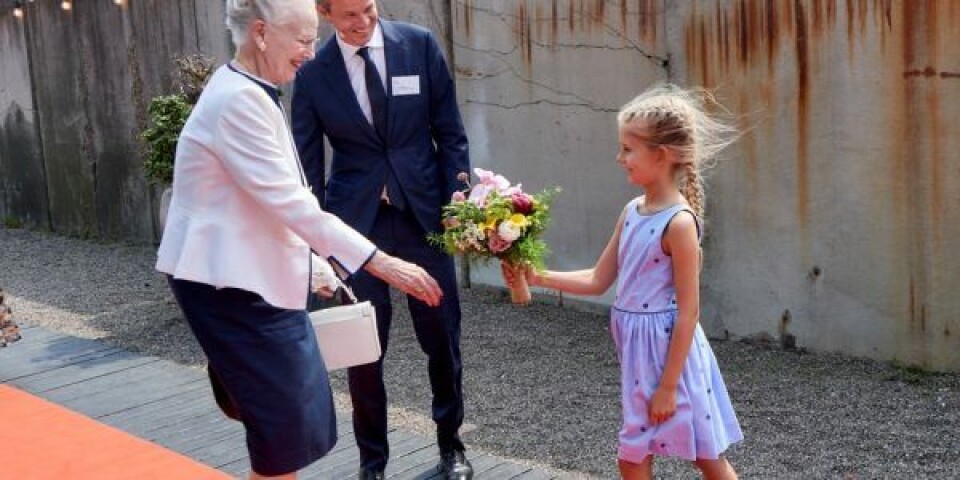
[1,324,567,479]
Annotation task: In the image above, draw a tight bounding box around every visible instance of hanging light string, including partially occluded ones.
[7,0,127,19]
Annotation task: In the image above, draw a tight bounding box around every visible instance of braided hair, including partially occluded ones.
[616,84,737,219]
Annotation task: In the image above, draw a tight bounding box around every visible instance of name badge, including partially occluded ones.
[392,75,420,96]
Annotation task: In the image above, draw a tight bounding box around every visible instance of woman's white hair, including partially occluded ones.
[225,0,314,48]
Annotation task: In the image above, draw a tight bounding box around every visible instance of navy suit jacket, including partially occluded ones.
[292,20,469,237]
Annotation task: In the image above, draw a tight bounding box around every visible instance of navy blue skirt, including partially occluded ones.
[167,277,337,476]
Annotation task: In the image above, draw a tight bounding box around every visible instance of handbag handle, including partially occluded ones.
[334,277,359,304]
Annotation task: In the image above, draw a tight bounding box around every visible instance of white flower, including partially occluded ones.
[498,220,523,242]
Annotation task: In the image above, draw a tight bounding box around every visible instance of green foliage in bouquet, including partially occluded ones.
[428,169,560,270]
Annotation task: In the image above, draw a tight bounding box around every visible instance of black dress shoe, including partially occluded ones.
[357,467,385,480]
[438,449,473,479]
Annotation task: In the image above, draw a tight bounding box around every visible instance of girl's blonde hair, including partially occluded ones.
[617,84,738,219]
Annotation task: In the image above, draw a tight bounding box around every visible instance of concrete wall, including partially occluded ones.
[449,1,959,371]
[451,1,671,305]
[666,0,960,370]
[0,0,229,241]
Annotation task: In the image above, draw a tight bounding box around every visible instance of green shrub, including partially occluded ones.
[140,54,215,186]
[2,216,24,229]
[141,94,192,185]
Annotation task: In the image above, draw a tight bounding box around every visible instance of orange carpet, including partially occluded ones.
[0,385,232,479]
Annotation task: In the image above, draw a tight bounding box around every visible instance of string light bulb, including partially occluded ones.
[13,6,24,18]
[61,1,72,11]
[114,0,125,5]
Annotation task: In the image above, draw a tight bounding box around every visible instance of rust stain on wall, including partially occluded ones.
[621,0,629,34]
[683,0,959,353]
[515,3,533,70]
[535,3,544,44]
[461,0,473,39]
[593,0,606,30]
[683,0,959,234]
[793,0,810,227]
[507,1,662,63]
[551,0,559,46]
[638,0,658,43]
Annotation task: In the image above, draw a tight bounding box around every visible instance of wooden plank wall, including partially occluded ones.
[0,0,230,241]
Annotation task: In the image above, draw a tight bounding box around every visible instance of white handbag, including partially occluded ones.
[309,281,381,371]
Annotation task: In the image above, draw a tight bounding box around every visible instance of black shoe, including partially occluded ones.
[358,467,385,480]
[438,449,473,479]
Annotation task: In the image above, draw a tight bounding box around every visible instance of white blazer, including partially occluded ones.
[157,65,376,310]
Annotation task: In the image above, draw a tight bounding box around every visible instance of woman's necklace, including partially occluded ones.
[233,56,262,79]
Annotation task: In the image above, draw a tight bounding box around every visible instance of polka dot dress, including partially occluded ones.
[611,200,743,462]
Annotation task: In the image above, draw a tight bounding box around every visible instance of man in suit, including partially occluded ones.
[292,1,472,479]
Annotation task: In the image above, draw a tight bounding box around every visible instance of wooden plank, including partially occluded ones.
[0,336,120,381]
[308,430,386,477]
[218,458,252,478]
[163,416,246,454]
[385,443,440,478]
[140,408,225,440]
[322,431,431,479]
[37,361,206,416]
[96,380,211,426]
[322,442,399,478]
[0,9,49,228]
[481,461,533,478]
[511,467,557,479]
[185,429,249,467]
[10,349,158,393]
[465,453,506,476]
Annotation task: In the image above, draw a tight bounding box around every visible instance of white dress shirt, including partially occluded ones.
[335,24,387,127]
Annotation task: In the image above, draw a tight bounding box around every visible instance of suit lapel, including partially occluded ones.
[317,38,382,145]
[382,20,409,143]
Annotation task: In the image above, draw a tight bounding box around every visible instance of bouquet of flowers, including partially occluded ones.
[429,168,559,304]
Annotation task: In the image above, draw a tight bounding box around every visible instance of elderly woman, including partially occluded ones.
[156,0,442,478]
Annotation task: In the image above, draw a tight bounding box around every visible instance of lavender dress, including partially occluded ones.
[611,200,742,463]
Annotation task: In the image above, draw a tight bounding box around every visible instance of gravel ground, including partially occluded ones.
[2,226,959,479]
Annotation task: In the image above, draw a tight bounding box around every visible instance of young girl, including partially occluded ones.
[505,84,742,479]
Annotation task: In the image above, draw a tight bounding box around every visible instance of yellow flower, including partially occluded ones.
[509,213,530,227]
[483,216,499,231]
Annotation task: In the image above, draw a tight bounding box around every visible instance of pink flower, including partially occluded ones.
[443,217,460,229]
[511,193,534,215]
[474,168,511,192]
[467,184,494,207]
[451,191,467,202]
[487,233,512,253]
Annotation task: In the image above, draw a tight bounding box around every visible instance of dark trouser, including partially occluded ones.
[348,204,465,471]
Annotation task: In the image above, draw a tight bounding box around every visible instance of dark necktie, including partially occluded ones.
[357,47,405,210]
[357,47,388,139]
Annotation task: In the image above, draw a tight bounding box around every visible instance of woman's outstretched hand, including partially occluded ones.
[365,251,443,306]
